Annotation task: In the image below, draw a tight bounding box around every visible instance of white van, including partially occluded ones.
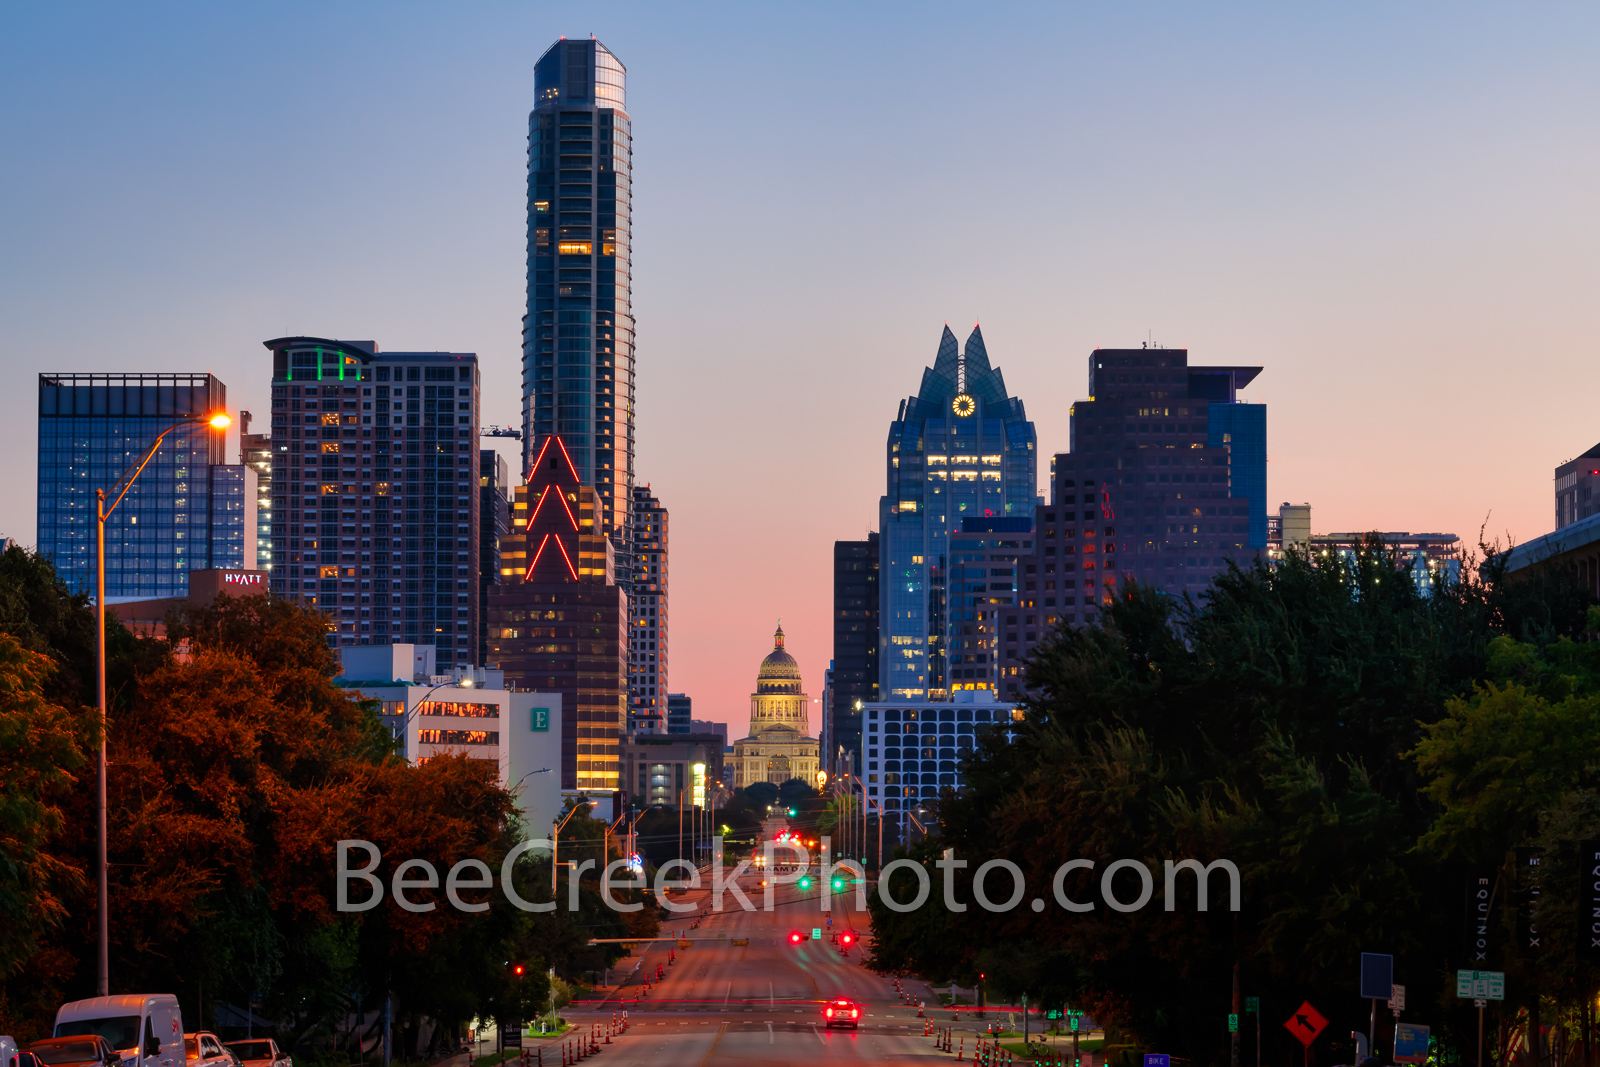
[53,996,183,1067]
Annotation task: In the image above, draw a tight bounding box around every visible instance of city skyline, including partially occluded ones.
[3,4,1597,737]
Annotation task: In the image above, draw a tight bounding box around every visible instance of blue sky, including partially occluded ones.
[3,2,1597,728]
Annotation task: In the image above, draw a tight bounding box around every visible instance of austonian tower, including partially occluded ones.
[522,37,635,579]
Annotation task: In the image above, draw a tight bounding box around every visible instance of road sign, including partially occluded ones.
[1359,953,1394,999]
[1283,1001,1328,1048]
[1144,1056,1170,1067]
[1228,1014,1239,1033]
[1389,984,1406,1012]
[1071,1016,1080,1032]
[677,940,690,948]
[1394,1023,1431,1063]
[1244,997,1259,1014]
[1046,1010,1063,1021]
[1455,970,1505,1000]
[811,928,822,939]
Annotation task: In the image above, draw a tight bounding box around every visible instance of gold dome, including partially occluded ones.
[756,625,802,694]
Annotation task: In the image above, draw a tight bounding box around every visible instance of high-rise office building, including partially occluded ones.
[878,326,1037,700]
[944,517,1032,694]
[667,692,691,734]
[263,338,481,666]
[479,449,512,666]
[487,436,626,793]
[1555,445,1600,529]
[240,413,273,572]
[828,533,879,775]
[628,484,667,732]
[523,38,635,574]
[1045,346,1265,618]
[986,347,1268,701]
[37,373,254,598]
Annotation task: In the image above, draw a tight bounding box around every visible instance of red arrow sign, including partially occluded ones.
[1282,1001,1328,1048]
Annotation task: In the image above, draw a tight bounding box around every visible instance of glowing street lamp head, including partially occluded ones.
[208,413,232,430]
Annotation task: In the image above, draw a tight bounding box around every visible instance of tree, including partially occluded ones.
[868,542,1593,1066]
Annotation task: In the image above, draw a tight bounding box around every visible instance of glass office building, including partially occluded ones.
[36,373,251,598]
[263,337,481,667]
[878,326,1037,700]
[523,38,634,574]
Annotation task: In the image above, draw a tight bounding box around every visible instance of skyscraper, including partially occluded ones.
[828,533,879,774]
[478,449,511,665]
[263,338,481,666]
[878,326,1037,700]
[523,38,634,571]
[240,414,273,572]
[628,484,668,733]
[1047,346,1265,616]
[487,436,627,793]
[37,373,253,598]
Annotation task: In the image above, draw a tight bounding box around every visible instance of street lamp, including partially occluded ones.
[552,798,589,892]
[96,410,230,996]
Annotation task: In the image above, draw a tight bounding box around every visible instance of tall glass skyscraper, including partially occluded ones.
[878,327,1037,700]
[36,373,252,599]
[263,338,481,667]
[523,38,634,573]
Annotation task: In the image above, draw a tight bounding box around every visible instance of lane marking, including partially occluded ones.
[767,1022,773,1044]
[695,1021,729,1067]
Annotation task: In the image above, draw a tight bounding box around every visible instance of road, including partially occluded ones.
[529,865,1004,1066]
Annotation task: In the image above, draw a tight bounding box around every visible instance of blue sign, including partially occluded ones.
[1145,1056,1170,1067]
[1359,953,1394,1000]
[1393,1024,1431,1064]
[531,707,549,732]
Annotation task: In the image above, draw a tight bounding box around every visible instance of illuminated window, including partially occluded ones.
[559,241,592,255]
[533,200,550,213]
[601,230,616,255]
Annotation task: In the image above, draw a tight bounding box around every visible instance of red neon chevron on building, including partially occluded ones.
[487,434,628,792]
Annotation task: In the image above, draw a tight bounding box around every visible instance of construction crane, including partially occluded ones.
[480,426,522,441]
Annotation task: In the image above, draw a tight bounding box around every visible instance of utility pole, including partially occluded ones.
[1231,962,1241,1067]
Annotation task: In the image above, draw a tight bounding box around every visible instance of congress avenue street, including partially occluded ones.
[530,866,1034,1066]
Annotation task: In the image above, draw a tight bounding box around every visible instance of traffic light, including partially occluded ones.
[788,808,796,816]
[512,963,525,977]
[840,933,854,946]
[799,876,812,889]
[789,931,803,944]
[831,876,844,891]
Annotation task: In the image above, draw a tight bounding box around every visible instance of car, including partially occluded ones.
[54,995,183,1067]
[225,1040,288,1067]
[28,1038,120,1067]
[182,1034,238,1067]
[822,998,860,1030]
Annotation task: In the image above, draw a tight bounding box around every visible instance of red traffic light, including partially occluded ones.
[789,931,803,944]
[841,933,854,945]
[513,963,525,976]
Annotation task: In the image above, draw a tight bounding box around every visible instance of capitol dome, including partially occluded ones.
[756,625,802,695]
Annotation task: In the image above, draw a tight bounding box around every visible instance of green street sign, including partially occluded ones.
[1455,970,1504,1001]
[1228,1014,1239,1033]
[531,707,550,732]
[811,928,821,940]
[1070,1016,1080,1032]
[1244,997,1259,1014]
[1046,1011,1064,1021]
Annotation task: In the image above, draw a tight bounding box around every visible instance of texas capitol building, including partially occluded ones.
[732,626,819,787]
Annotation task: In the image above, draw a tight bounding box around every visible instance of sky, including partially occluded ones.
[3,2,1598,737]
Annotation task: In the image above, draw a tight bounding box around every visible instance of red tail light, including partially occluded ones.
[825,1008,834,1017]
[851,1009,859,1018]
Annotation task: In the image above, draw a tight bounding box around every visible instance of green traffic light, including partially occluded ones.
[831,878,843,891]
[799,876,811,889]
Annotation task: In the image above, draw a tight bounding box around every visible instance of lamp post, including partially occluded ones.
[551,799,588,892]
[96,410,230,996]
